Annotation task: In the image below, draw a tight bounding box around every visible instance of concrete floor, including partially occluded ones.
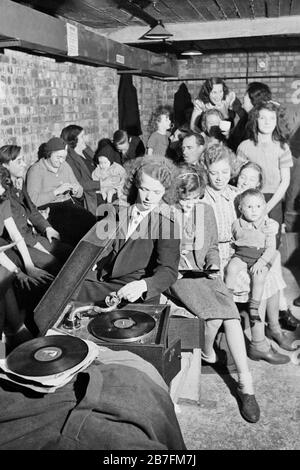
[176,266,300,450]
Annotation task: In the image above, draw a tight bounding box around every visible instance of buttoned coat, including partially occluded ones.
[66,147,99,215]
[77,203,180,304]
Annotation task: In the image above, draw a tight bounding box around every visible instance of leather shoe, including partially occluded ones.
[293,295,300,307]
[265,326,298,351]
[279,309,300,331]
[236,390,260,423]
[248,344,290,364]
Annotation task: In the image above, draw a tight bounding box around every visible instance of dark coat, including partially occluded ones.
[77,204,180,304]
[7,185,50,246]
[0,363,186,450]
[118,74,142,136]
[173,83,193,127]
[124,135,145,161]
[66,147,99,215]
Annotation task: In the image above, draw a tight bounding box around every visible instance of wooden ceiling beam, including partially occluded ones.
[279,0,292,16]
[264,0,280,17]
[117,0,158,26]
[232,0,253,18]
[0,0,66,54]
[252,0,267,18]
[0,0,177,77]
[101,15,300,43]
[290,0,300,15]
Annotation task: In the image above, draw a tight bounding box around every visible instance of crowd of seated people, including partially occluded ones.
[0,77,299,444]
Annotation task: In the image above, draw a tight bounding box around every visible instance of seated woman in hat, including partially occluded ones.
[26,137,96,247]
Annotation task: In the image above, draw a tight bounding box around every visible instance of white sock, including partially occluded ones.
[201,349,217,364]
[237,371,254,395]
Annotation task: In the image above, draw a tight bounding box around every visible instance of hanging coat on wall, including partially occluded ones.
[118,74,142,136]
[173,83,193,127]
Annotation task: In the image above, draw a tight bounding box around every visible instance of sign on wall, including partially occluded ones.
[66,23,79,56]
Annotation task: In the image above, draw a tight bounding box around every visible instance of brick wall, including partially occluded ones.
[1,48,300,167]
[133,75,166,143]
[165,51,300,134]
[0,49,165,166]
[0,49,120,165]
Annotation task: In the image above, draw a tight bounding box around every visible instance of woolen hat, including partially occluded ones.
[45,137,66,153]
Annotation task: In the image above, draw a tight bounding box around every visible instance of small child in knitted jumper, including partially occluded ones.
[92,152,126,203]
[225,188,278,324]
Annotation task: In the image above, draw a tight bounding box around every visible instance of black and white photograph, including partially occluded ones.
[0,0,299,456]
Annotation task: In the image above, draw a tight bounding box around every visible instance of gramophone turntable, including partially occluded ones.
[51,301,181,385]
[33,225,181,384]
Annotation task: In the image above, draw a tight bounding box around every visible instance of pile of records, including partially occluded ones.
[0,335,99,393]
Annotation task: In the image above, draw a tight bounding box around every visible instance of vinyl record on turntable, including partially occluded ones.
[6,335,89,377]
[89,310,156,343]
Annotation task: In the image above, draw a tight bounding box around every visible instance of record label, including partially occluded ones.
[89,310,155,343]
[34,347,63,362]
[6,335,88,377]
[114,318,135,329]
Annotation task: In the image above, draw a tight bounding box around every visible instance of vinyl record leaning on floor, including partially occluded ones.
[6,335,89,377]
[89,310,156,343]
